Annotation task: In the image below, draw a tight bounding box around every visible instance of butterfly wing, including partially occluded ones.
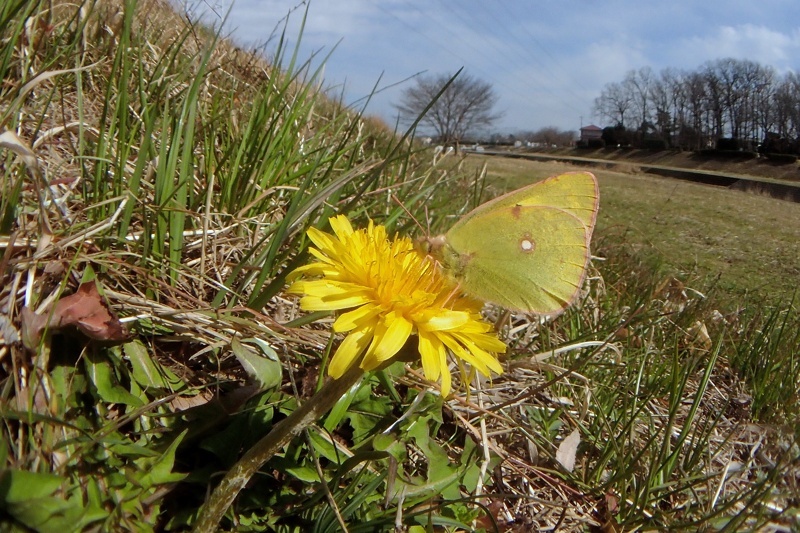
[461,171,599,234]
[444,205,591,314]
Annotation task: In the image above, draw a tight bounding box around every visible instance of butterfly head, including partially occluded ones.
[417,234,447,256]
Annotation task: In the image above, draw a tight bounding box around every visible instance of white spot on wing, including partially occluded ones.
[520,236,535,253]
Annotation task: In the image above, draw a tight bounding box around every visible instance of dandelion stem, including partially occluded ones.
[193,363,365,531]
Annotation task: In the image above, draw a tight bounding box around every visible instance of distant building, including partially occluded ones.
[579,125,603,143]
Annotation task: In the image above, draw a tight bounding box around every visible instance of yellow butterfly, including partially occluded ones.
[425,171,599,315]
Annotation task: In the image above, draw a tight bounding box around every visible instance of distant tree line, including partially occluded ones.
[475,127,575,147]
[513,127,576,147]
[593,58,800,155]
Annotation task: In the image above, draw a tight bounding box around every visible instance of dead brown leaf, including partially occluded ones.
[22,280,130,349]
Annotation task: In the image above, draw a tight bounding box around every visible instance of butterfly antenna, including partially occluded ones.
[423,205,432,236]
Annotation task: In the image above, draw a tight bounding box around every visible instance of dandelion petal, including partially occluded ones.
[329,327,373,378]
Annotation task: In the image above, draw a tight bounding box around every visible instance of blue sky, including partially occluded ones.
[197,0,800,135]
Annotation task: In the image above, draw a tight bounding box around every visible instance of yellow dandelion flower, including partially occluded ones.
[287,215,505,397]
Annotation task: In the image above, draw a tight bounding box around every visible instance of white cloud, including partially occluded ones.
[670,24,800,71]
[581,39,649,86]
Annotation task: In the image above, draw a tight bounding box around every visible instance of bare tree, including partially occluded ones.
[395,71,501,145]
[624,67,655,132]
[742,61,775,144]
[774,72,800,138]
[683,71,708,148]
[593,81,632,126]
[650,71,673,141]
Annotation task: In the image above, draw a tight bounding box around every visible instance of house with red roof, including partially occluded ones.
[579,124,603,143]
